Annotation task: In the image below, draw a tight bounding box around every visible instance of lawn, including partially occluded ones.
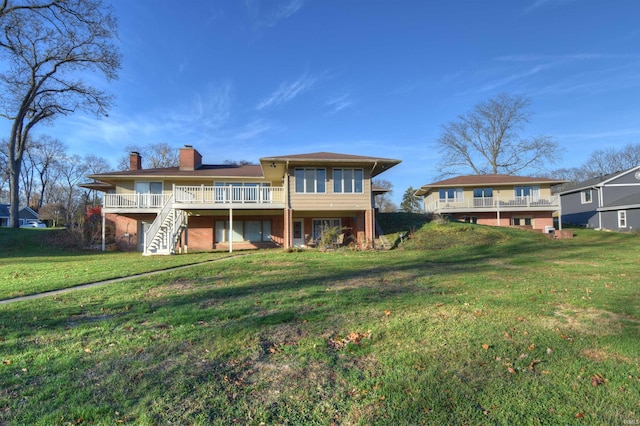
[0,228,236,300]
[0,223,638,425]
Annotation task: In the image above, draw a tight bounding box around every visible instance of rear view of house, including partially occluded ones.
[415,175,567,232]
[558,166,640,231]
[83,146,400,254]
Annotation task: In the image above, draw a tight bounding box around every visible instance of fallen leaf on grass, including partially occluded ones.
[576,412,585,419]
[528,359,542,372]
[482,344,489,350]
[591,374,606,386]
[507,367,516,374]
[2,359,11,365]
[328,331,371,349]
[84,348,92,353]
[384,310,391,316]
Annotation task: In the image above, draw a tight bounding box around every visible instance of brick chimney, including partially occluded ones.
[179,145,202,171]
[130,151,142,170]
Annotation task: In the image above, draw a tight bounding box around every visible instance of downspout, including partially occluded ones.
[596,185,603,229]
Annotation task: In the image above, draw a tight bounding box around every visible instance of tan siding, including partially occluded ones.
[288,165,373,211]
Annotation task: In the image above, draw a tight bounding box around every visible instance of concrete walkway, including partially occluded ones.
[0,255,243,306]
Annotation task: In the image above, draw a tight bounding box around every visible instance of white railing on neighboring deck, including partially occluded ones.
[174,185,285,205]
[426,195,560,212]
[104,193,170,209]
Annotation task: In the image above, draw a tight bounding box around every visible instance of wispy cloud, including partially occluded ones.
[558,128,640,140]
[256,73,317,110]
[325,92,354,114]
[474,64,552,93]
[245,0,307,29]
[497,53,640,62]
[522,0,576,15]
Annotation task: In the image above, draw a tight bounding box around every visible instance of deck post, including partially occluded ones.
[229,208,233,253]
[101,212,106,251]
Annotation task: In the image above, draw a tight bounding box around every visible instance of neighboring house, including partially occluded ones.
[414,174,567,232]
[82,146,401,254]
[0,204,39,227]
[558,165,640,231]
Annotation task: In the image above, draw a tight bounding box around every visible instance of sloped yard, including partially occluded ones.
[0,224,638,424]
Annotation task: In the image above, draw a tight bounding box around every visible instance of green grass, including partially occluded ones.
[0,228,237,299]
[0,224,638,425]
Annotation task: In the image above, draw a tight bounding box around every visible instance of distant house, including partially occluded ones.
[0,204,39,227]
[81,146,401,254]
[415,174,567,232]
[558,166,640,231]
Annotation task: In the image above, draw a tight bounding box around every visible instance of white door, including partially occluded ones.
[138,221,151,252]
[292,219,305,247]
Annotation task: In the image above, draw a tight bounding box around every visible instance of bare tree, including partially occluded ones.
[84,153,111,205]
[0,0,121,227]
[584,143,640,176]
[373,178,397,213]
[29,135,66,209]
[53,154,88,223]
[435,93,559,177]
[117,142,179,170]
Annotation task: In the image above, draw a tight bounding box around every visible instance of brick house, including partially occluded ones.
[415,174,567,232]
[82,146,400,254]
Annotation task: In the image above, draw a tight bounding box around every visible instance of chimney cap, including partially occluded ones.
[184,144,193,148]
[131,151,140,155]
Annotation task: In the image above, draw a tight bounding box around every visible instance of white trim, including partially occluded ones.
[618,210,627,228]
[581,189,593,204]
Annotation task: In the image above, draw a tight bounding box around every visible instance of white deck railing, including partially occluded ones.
[104,193,170,209]
[103,186,285,209]
[426,195,560,212]
[174,185,285,204]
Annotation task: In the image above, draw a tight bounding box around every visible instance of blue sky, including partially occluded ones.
[9,0,640,205]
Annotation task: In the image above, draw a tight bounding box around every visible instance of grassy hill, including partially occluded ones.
[0,224,638,425]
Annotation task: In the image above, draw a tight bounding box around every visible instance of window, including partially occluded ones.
[134,181,163,207]
[618,211,627,228]
[581,189,592,204]
[464,216,478,224]
[295,168,326,193]
[438,188,463,202]
[514,185,540,200]
[312,218,341,241]
[215,220,272,243]
[473,188,493,207]
[333,168,364,193]
[512,217,533,226]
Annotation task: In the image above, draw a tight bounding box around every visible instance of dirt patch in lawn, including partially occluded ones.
[542,304,628,336]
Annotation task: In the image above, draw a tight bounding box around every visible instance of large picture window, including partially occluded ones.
[295,168,326,193]
[333,168,363,193]
[473,187,493,207]
[215,220,272,243]
[439,188,463,202]
[514,185,540,200]
[134,181,163,207]
[312,218,341,241]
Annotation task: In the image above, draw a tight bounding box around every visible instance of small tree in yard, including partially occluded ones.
[0,0,121,227]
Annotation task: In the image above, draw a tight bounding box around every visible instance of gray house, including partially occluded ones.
[558,166,640,231]
[0,204,39,227]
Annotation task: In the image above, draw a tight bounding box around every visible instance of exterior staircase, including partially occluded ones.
[143,194,187,255]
